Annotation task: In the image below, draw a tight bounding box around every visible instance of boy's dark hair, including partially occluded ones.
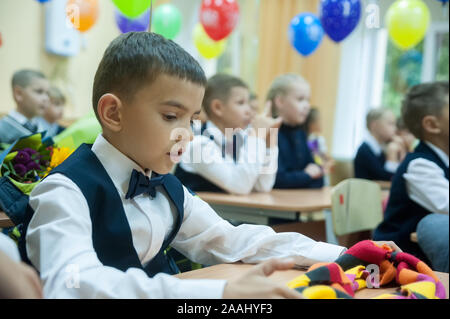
[92,32,207,121]
[401,81,449,139]
[202,74,248,116]
[12,69,46,89]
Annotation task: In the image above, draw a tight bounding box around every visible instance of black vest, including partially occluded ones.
[19,144,185,277]
[374,142,449,261]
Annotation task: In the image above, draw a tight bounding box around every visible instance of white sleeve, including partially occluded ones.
[26,174,226,299]
[172,188,346,268]
[179,136,267,195]
[404,158,449,214]
[253,147,279,193]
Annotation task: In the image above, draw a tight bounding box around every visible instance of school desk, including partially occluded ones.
[0,212,14,228]
[175,263,449,299]
[196,187,390,225]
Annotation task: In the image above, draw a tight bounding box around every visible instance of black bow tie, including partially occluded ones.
[125,169,165,200]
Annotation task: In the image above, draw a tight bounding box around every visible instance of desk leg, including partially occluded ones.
[324,209,339,245]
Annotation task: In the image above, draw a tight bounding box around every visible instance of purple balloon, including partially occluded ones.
[320,0,361,42]
[115,9,150,33]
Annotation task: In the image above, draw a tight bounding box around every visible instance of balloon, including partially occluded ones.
[193,23,227,59]
[199,0,239,41]
[289,13,324,57]
[152,4,182,39]
[36,0,50,3]
[386,0,430,50]
[437,0,448,4]
[320,0,361,42]
[112,0,152,19]
[115,9,150,33]
[66,0,99,33]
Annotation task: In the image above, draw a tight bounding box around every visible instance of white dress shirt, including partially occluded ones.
[8,110,30,125]
[404,142,449,215]
[365,134,399,174]
[178,121,279,194]
[26,134,345,299]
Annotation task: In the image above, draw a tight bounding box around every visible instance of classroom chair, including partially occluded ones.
[329,159,354,186]
[330,178,383,247]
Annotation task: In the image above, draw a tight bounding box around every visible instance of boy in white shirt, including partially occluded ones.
[175,74,280,194]
[21,32,398,299]
[374,81,449,272]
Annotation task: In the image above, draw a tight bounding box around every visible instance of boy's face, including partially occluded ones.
[116,74,204,174]
[44,99,64,123]
[276,82,311,126]
[14,77,50,118]
[215,86,252,130]
[372,111,397,143]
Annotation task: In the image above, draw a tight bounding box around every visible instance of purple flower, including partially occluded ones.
[13,163,27,177]
[22,148,37,156]
[13,151,31,165]
[26,161,40,171]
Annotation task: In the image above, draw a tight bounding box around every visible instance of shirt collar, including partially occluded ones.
[91,134,152,196]
[365,133,383,156]
[205,120,246,144]
[8,110,29,125]
[425,141,449,168]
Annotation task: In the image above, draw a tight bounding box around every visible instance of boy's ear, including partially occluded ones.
[97,93,123,132]
[209,99,224,118]
[12,85,24,103]
[422,115,441,135]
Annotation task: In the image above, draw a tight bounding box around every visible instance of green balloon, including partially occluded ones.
[112,0,152,19]
[152,4,182,40]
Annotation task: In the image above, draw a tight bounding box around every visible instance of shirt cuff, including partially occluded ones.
[384,161,399,173]
[170,279,228,299]
[309,241,347,262]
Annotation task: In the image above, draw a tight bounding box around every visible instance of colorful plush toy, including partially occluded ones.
[287,240,446,299]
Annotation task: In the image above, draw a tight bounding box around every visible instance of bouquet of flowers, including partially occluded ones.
[0,133,74,228]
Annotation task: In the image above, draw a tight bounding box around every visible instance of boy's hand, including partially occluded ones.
[386,136,406,162]
[0,250,43,299]
[250,101,282,148]
[223,258,304,299]
[305,163,323,179]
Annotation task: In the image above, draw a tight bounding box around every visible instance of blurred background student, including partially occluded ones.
[34,85,67,138]
[267,73,324,189]
[354,109,405,181]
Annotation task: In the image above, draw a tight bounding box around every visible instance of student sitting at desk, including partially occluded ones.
[354,108,405,181]
[20,32,401,299]
[175,73,280,194]
[374,81,449,272]
[266,73,324,189]
[0,69,50,146]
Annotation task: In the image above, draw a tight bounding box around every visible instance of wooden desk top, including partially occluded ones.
[197,187,390,213]
[197,187,334,212]
[0,212,14,228]
[175,263,449,299]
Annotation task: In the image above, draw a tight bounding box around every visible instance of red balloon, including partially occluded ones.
[199,0,239,41]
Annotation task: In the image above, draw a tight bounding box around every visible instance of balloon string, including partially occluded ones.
[148,0,153,32]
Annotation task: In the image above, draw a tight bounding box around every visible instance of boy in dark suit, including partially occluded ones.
[0,70,50,146]
[374,82,449,272]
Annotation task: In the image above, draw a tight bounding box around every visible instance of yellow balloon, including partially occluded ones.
[193,24,227,59]
[386,0,430,50]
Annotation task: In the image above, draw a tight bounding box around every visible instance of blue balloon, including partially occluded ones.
[320,0,361,42]
[437,0,448,4]
[115,9,150,33]
[36,0,50,2]
[289,13,324,57]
